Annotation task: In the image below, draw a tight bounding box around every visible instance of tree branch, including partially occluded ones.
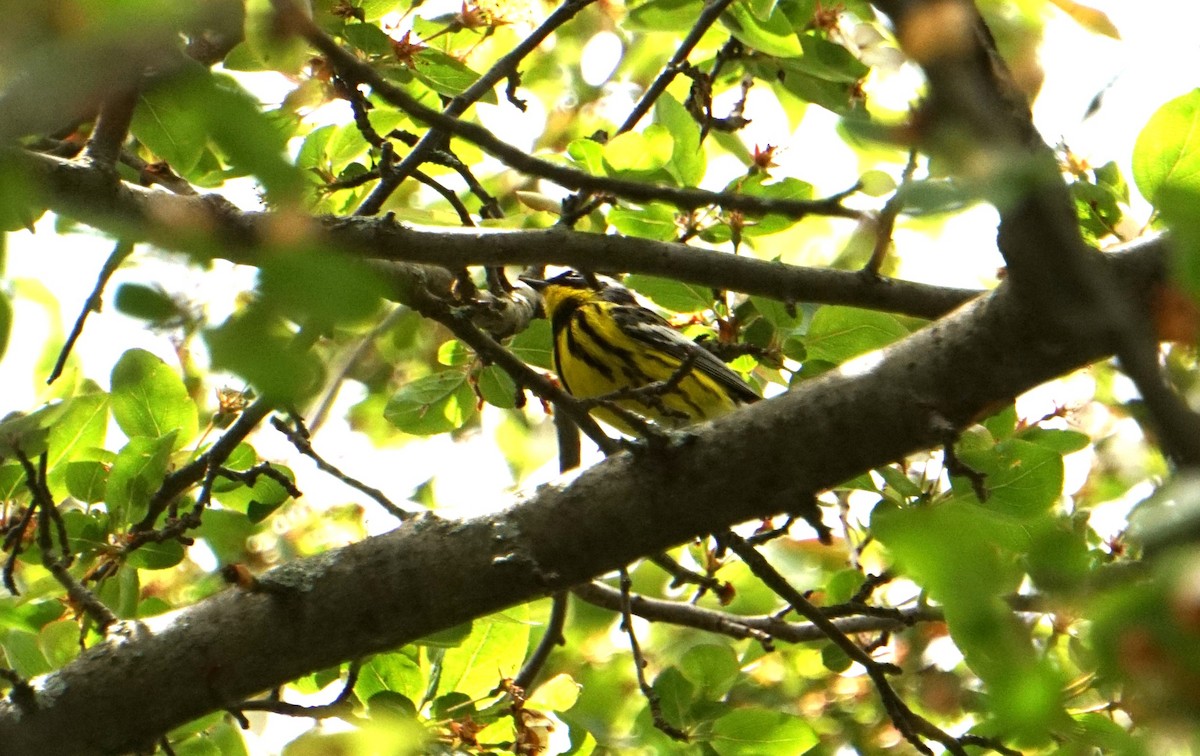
[17,149,981,321]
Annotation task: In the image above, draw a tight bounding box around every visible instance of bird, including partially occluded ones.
[522,270,759,432]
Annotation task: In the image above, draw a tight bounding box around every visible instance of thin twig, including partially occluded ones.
[355,0,599,214]
[513,592,569,690]
[865,149,919,276]
[723,531,975,756]
[617,0,740,134]
[271,415,415,521]
[48,239,135,384]
[15,451,119,629]
[232,659,363,719]
[618,568,688,741]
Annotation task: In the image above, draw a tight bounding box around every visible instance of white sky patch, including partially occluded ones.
[580,31,623,88]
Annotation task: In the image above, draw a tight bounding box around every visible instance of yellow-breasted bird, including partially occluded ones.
[523,271,759,431]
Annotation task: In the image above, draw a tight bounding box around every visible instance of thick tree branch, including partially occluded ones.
[0,233,1166,753]
[16,149,979,320]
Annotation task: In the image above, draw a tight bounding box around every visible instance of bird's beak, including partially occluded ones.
[518,275,548,291]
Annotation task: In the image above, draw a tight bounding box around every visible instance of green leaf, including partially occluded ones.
[608,205,679,241]
[47,392,109,470]
[476,365,519,409]
[1133,88,1200,204]
[62,510,109,557]
[709,708,818,755]
[957,438,1064,518]
[257,250,386,327]
[114,284,185,324]
[627,0,706,32]
[343,22,395,55]
[384,372,476,435]
[656,93,705,187]
[105,434,176,527]
[0,289,11,360]
[437,606,530,700]
[4,630,51,678]
[132,62,305,204]
[0,404,67,459]
[1156,184,1200,300]
[64,460,108,503]
[602,126,673,177]
[127,539,186,570]
[356,651,425,703]
[0,153,45,232]
[110,349,197,446]
[804,306,908,364]
[509,319,553,371]
[649,667,694,730]
[204,306,323,404]
[624,275,714,313]
[411,49,496,103]
[789,34,869,83]
[721,1,803,58]
[195,509,256,565]
[820,642,851,673]
[1017,427,1090,454]
[215,464,296,523]
[38,619,80,669]
[679,644,739,699]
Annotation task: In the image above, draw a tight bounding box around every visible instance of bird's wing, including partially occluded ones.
[610,304,760,404]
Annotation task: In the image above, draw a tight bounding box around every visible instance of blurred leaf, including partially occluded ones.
[627,0,706,32]
[258,250,386,327]
[114,284,186,325]
[204,306,323,404]
[679,644,739,699]
[0,289,11,360]
[709,707,818,755]
[1048,0,1120,39]
[110,349,197,447]
[721,2,803,57]
[527,673,581,712]
[132,62,305,204]
[790,34,869,83]
[195,509,255,565]
[1133,88,1200,205]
